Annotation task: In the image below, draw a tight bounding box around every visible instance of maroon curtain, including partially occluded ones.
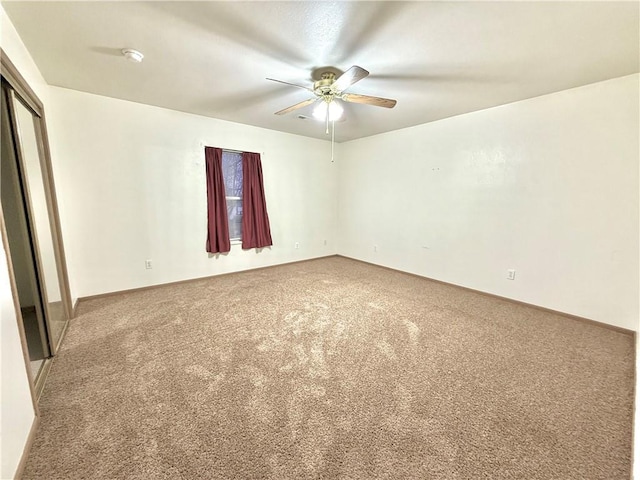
[205,147,231,253]
[242,152,273,249]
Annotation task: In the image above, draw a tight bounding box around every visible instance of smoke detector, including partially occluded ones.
[122,48,144,63]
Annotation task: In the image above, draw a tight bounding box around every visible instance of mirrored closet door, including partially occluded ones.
[1,52,72,397]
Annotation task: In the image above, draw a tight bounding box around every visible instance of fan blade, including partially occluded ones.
[274,98,317,115]
[341,93,397,108]
[266,78,313,92]
[331,66,369,93]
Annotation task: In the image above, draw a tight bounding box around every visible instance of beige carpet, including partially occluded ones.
[22,256,633,479]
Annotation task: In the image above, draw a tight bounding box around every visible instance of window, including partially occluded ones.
[221,150,243,241]
[205,146,271,253]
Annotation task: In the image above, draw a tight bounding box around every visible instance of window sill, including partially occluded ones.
[230,239,242,246]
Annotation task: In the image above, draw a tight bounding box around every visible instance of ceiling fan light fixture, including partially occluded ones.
[313,98,343,121]
[269,65,395,125]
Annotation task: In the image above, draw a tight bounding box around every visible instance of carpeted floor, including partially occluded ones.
[22,256,634,479]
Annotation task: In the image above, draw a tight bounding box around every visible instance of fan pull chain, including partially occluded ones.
[325,107,330,135]
[331,120,335,163]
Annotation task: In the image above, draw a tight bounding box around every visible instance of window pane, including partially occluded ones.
[227,198,243,240]
[222,150,243,240]
[222,151,243,198]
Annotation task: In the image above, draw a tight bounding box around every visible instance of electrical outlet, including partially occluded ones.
[507,269,516,280]
[373,245,378,253]
[323,239,327,246]
[145,259,153,269]
[294,242,300,249]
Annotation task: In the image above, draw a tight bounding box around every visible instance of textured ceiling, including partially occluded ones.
[2,1,639,142]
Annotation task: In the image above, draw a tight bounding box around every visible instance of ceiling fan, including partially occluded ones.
[267,65,397,122]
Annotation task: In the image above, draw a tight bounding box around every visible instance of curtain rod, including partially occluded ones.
[202,144,262,156]
[222,148,260,155]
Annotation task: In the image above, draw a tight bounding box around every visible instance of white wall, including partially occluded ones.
[46,87,337,299]
[337,75,639,331]
[0,4,43,478]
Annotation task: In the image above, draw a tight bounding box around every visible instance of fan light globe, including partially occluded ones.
[313,100,343,121]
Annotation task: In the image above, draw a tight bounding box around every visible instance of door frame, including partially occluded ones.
[1,49,73,389]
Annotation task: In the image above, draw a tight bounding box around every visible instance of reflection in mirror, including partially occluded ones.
[12,96,66,349]
[1,87,51,377]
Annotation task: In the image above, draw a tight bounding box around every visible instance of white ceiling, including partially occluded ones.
[3,1,639,143]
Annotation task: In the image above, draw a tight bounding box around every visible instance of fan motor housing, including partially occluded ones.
[313,72,337,95]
